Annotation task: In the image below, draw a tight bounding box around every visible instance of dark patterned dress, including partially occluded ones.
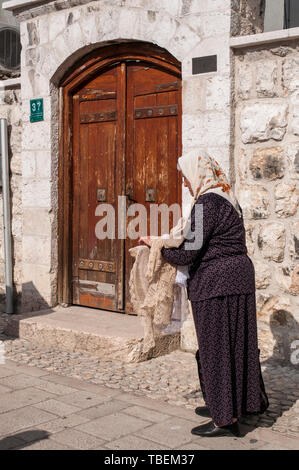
[161,192,269,426]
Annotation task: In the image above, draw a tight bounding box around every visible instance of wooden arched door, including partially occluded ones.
[59,44,182,313]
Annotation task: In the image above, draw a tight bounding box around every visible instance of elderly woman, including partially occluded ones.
[141,151,269,438]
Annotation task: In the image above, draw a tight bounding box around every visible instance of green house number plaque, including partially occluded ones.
[30,98,43,123]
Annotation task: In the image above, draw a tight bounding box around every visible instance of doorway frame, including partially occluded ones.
[57,42,182,306]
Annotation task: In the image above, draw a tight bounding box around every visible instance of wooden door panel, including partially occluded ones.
[72,65,123,311]
[125,63,181,312]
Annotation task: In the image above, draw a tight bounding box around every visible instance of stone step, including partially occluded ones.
[4,305,180,363]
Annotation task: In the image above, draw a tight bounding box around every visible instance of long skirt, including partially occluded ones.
[191,293,269,426]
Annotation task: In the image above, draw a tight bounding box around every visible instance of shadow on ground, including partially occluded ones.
[0,430,50,450]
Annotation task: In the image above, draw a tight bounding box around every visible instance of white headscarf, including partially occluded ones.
[177,149,242,217]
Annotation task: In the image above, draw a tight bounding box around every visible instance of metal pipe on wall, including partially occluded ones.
[0,118,13,314]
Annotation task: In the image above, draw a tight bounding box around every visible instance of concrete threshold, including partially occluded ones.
[4,305,180,363]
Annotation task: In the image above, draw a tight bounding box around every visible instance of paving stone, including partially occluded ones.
[137,417,200,449]
[105,434,169,450]
[76,400,130,420]
[27,414,90,434]
[256,442,292,450]
[0,406,56,435]
[0,366,17,378]
[191,435,250,450]
[122,405,171,423]
[0,373,50,390]
[50,428,105,450]
[76,412,151,441]
[21,438,73,450]
[254,428,299,449]
[33,399,81,417]
[0,384,12,393]
[56,390,108,409]
[0,387,57,414]
[115,392,203,423]
[4,360,50,377]
[42,373,120,397]
[33,380,77,396]
[175,442,212,450]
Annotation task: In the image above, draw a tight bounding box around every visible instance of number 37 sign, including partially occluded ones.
[30,98,43,123]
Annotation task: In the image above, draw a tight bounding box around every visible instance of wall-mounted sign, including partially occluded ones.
[30,98,43,122]
[192,55,217,75]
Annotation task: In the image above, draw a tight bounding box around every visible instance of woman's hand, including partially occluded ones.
[138,236,151,247]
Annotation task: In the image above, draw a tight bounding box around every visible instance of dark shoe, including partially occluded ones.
[195,406,211,418]
[191,420,240,438]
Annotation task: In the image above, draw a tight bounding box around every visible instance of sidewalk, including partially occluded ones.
[0,360,298,450]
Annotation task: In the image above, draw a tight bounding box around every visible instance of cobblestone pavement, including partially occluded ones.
[0,329,298,444]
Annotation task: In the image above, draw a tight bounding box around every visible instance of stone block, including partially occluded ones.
[22,121,51,150]
[206,74,230,110]
[256,60,278,97]
[275,182,299,217]
[254,261,271,289]
[182,77,206,114]
[276,264,299,295]
[250,147,284,180]
[244,223,256,256]
[49,12,67,42]
[200,11,230,37]
[283,56,299,92]
[238,185,270,219]
[240,103,288,143]
[22,208,52,236]
[22,236,52,266]
[22,151,36,178]
[183,112,230,148]
[35,151,51,178]
[22,180,51,208]
[237,61,253,100]
[258,222,286,262]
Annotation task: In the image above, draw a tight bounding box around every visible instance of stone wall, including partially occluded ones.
[234,41,299,365]
[231,0,265,36]
[0,85,23,313]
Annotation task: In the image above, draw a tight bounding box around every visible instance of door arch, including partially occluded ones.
[58,42,182,312]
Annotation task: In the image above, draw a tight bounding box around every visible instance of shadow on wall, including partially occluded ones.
[0,281,55,340]
[264,311,299,368]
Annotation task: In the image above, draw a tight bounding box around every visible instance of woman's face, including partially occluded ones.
[183,175,194,197]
